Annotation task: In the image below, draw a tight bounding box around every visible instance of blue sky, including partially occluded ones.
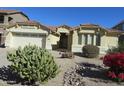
[1,7,124,28]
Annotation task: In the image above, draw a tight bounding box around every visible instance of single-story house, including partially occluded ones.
[3,21,123,54]
[46,24,122,54]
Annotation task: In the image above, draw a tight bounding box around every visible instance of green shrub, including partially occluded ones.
[82,45,99,58]
[107,41,124,54]
[7,45,59,85]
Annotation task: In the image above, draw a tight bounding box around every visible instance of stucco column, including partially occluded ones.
[93,35,96,45]
[82,34,85,45]
[4,15,8,25]
[72,31,78,45]
[88,34,91,45]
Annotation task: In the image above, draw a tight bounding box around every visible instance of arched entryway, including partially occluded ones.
[59,33,68,49]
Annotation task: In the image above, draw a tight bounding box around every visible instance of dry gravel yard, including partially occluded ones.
[0,48,123,86]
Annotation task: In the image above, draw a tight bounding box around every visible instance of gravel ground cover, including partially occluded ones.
[0,48,123,86]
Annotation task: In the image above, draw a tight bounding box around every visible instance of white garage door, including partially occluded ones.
[11,33,46,48]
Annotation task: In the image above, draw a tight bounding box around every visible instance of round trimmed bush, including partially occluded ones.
[82,45,99,58]
[7,45,59,85]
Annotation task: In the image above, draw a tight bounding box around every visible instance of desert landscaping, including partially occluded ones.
[0,48,123,86]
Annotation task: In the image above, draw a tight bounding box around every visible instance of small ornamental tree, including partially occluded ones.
[103,53,124,82]
[7,45,59,85]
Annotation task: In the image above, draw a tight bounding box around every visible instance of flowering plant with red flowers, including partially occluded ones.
[103,53,124,82]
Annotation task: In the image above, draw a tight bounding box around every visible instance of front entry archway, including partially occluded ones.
[59,33,68,49]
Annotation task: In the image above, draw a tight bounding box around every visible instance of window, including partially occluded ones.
[13,33,22,36]
[96,34,101,46]
[30,34,38,37]
[0,15,4,23]
[21,33,29,37]
[78,34,82,44]
[39,34,43,37]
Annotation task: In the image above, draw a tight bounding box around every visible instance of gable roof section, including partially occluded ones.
[71,23,105,31]
[46,26,57,32]
[71,23,122,36]
[57,25,72,30]
[0,10,29,20]
[105,28,122,36]
[0,10,20,14]
[6,21,60,36]
[6,21,50,30]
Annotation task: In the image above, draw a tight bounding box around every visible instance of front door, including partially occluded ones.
[59,33,68,49]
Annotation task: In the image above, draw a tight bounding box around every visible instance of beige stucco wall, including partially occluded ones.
[98,35,118,54]
[46,34,60,50]
[5,32,13,47]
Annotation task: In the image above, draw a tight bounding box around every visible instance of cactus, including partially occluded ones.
[7,44,59,85]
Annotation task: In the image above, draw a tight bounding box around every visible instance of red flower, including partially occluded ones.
[103,53,124,68]
[107,71,116,79]
[118,73,124,80]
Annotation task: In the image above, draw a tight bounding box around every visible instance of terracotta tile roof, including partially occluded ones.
[70,26,79,31]
[57,25,72,30]
[105,29,122,36]
[46,26,57,32]
[6,20,47,29]
[80,23,99,27]
[71,23,100,31]
[16,21,40,26]
[107,29,122,32]
[6,21,60,36]
[0,10,19,14]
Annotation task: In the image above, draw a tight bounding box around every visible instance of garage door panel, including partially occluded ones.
[12,35,43,48]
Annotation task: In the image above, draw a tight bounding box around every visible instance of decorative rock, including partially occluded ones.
[63,65,85,86]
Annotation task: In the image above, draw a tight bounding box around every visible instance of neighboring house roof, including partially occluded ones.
[0,10,29,20]
[112,20,124,29]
